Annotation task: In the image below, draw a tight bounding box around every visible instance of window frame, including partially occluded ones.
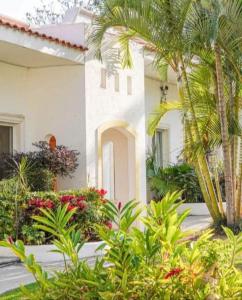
[152,127,170,168]
[0,113,25,152]
[0,124,13,155]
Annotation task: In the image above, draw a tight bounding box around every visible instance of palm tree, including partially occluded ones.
[89,0,242,226]
[184,0,242,225]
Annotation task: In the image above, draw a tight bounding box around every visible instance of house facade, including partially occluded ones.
[0,9,183,206]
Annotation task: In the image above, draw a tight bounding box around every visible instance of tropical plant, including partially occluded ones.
[1,192,241,299]
[89,0,242,228]
[147,155,204,202]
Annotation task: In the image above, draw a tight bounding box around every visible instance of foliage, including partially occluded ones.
[1,192,241,299]
[26,0,102,25]
[28,168,55,192]
[32,141,79,177]
[147,155,203,203]
[0,187,108,245]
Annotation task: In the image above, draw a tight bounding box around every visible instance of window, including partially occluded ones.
[0,125,13,155]
[100,68,107,89]
[114,73,119,92]
[127,76,132,95]
[152,129,169,168]
[0,125,13,179]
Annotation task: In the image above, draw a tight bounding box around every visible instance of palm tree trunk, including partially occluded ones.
[228,76,237,201]
[236,163,242,222]
[176,75,221,221]
[179,59,222,221]
[214,166,225,218]
[214,44,235,226]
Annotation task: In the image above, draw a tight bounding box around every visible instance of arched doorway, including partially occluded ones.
[97,121,138,205]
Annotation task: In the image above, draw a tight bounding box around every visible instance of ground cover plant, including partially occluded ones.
[1,192,241,299]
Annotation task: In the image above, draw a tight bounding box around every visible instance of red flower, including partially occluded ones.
[67,204,76,211]
[45,200,54,209]
[77,195,86,202]
[104,221,112,229]
[60,195,75,204]
[28,198,54,209]
[77,201,87,210]
[164,268,183,279]
[98,189,107,197]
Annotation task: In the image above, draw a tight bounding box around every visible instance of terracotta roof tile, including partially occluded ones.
[0,15,87,51]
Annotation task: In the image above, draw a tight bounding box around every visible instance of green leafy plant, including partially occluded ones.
[147,156,203,202]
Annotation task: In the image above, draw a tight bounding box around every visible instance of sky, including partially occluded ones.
[0,0,89,22]
[0,0,43,21]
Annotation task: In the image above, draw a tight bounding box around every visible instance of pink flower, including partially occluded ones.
[164,268,183,279]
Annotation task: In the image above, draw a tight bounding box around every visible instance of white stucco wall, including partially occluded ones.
[145,77,184,164]
[0,61,86,189]
[84,45,147,204]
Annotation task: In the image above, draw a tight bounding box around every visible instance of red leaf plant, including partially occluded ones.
[28,198,54,209]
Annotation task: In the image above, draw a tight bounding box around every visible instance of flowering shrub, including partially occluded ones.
[0,187,108,245]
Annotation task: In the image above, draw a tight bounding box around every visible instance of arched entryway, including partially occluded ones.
[97,121,138,205]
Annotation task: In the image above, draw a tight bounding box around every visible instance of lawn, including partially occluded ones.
[0,282,37,300]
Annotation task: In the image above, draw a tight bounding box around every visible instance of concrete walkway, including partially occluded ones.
[0,215,212,295]
[181,215,212,231]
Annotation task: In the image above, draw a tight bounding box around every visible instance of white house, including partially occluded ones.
[0,9,183,206]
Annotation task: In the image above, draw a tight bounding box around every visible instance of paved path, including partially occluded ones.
[181,215,212,231]
[0,215,212,295]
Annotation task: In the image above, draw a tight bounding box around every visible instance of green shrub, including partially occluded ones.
[0,178,18,194]
[1,192,241,299]
[27,168,54,192]
[147,155,203,202]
